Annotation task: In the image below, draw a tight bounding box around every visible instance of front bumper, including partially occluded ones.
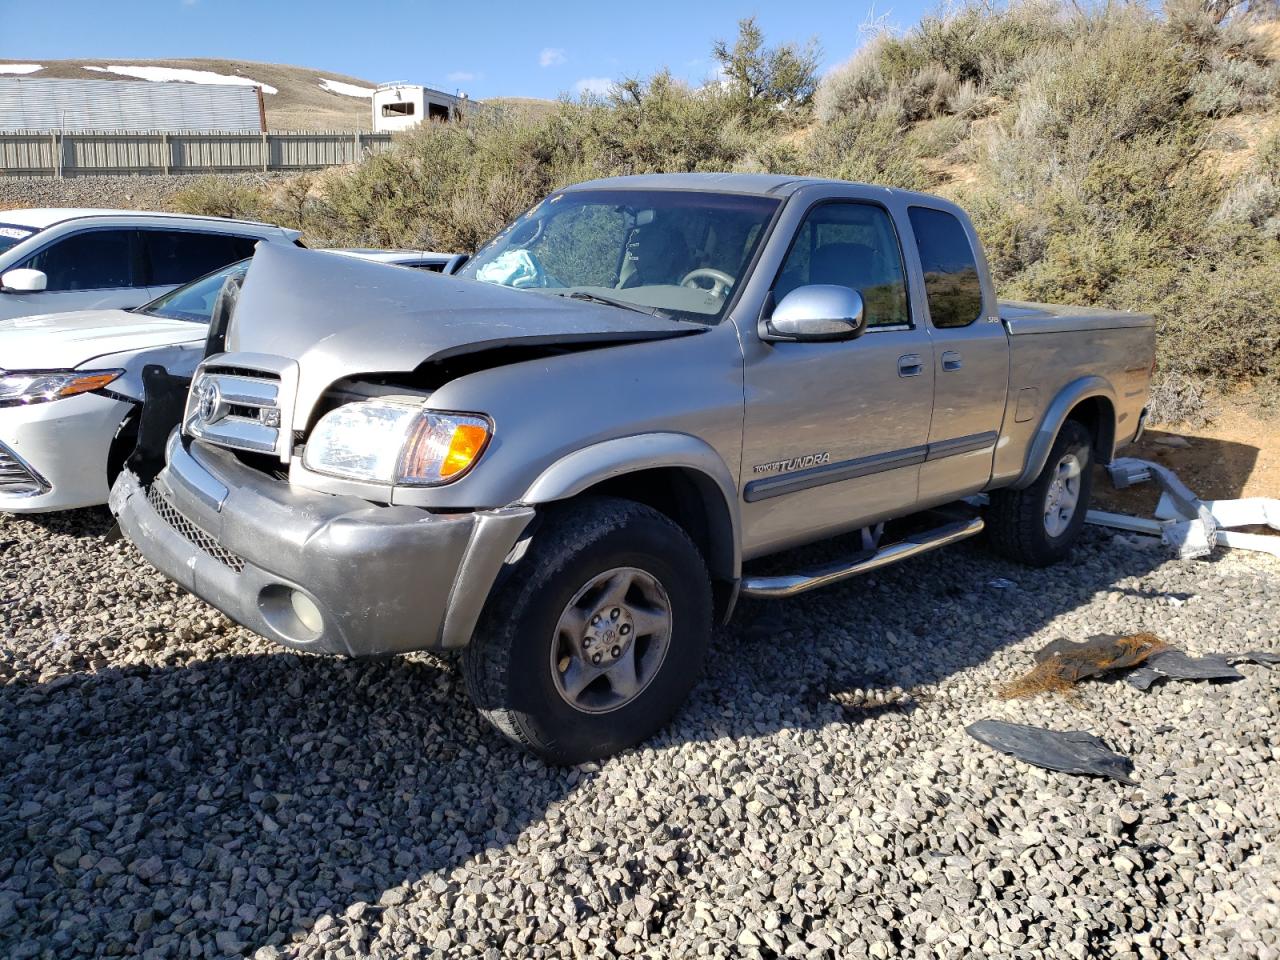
[0,392,134,512]
[111,433,535,656]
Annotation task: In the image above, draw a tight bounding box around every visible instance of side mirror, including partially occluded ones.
[0,268,47,293]
[763,285,866,342]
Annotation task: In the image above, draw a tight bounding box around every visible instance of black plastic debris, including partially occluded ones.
[966,719,1137,784]
[1001,633,1165,698]
[1225,651,1280,666]
[1125,650,1246,690]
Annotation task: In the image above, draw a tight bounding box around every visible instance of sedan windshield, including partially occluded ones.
[458,189,780,324]
[137,259,250,323]
[0,223,38,256]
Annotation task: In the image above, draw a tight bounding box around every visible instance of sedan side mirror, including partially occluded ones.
[763,285,866,342]
[1,268,48,293]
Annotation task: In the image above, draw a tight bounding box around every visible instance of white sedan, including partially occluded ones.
[0,249,454,512]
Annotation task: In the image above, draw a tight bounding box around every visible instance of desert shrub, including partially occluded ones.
[803,107,930,190]
[171,176,269,221]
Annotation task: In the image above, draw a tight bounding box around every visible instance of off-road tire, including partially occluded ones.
[987,419,1094,567]
[462,496,712,764]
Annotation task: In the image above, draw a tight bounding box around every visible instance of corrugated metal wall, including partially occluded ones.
[0,78,265,133]
[0,131,394,177]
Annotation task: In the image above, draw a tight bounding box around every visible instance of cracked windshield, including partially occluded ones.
[459,189,779,323]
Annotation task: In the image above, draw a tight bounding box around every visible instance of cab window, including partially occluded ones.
[908,206,984,328]
[774,202,910,329]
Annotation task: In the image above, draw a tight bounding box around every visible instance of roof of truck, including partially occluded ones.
[562,173,831,197]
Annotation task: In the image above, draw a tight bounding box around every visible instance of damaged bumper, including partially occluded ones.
[111,433,534,656]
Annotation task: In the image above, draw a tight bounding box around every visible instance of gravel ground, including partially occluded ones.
[1,507,1277,959]
[0,174,295,214]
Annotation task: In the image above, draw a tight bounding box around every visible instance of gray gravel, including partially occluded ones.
[2,506,1278,959]
[0,173,294,214]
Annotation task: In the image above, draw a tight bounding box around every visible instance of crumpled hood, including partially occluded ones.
[0,308,205,371]
[227,243,702,420]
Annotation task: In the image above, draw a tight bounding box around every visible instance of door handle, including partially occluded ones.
[898,354,924,378]
[941,350,963,372]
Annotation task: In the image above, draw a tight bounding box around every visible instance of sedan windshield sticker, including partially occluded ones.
[753,452,831,475]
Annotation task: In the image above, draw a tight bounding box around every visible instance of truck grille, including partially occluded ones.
[184,362,290,460]
[147,484,246,573]
[0,442,49,497]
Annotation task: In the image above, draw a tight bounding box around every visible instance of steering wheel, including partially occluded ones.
[680,268,735,299]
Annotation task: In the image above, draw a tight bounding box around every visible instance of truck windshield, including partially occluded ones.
[0,223,38,256]
[136,259,250,323]
[459,189,780,324]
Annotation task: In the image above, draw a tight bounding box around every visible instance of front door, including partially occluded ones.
[7,228,147,317]
[905,206,1009,503]
[739,201,935,559]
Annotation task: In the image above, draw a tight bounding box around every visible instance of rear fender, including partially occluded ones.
[1012,376,1116,489]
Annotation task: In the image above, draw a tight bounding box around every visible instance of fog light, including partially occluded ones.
[290,590,324,634]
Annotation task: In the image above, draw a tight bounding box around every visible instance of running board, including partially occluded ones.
[739,517,985,600]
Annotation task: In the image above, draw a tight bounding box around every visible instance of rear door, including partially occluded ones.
[739,199,935,557]
[141,230,260,299]
[906,205,1009,503]
[13,227,148,314]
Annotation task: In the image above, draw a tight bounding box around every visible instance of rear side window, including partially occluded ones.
[773,202,911,329]
[21,229,142,291]
[143,231,259,286]
[908,207,983,328]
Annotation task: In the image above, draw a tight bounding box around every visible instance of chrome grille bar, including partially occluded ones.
[0,442,49,497]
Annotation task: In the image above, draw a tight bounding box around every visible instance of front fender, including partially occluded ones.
[1012,375,1116,489]
[519,432,742,578]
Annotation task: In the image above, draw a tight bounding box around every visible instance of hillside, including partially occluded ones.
[0,58,389,130]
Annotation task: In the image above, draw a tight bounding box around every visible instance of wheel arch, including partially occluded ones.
[1012,376,1117,489]
[519,434,742,613]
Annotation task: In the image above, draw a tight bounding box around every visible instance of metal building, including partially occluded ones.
[372,83,466,132]
[0,77,265,133]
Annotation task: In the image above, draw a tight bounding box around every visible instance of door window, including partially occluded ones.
[773,203,910,329]
[143,231,259,286]
[21,229,141,291]
[908,207,984,328]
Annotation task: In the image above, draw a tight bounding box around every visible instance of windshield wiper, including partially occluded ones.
[556,291,670,319]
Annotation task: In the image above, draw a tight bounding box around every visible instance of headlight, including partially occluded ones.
[302,399,491,486]
[0,369,123,407]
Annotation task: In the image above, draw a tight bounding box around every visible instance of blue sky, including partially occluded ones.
[2,0,939,100]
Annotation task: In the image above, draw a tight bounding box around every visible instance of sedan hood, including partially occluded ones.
[227,244,703,420]
[0,308,206,371]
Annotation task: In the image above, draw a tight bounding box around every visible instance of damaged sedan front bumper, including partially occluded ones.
[111,432,534,656]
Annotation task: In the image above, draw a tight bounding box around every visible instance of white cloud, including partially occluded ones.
[574,76,613,97]
[447,71,476,83]
[539,48,566,68]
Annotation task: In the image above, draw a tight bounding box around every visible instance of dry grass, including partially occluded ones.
[999,632,1168,699]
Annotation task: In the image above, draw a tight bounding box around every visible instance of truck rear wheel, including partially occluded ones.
[986,419,1094,567]
[462,497,712,764]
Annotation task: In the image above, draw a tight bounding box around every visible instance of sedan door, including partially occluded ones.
[739,200,935,558]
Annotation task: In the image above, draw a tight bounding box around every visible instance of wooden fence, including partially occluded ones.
[0,130,395,178]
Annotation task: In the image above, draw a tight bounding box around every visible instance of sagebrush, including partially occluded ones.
[172,2,1280,420]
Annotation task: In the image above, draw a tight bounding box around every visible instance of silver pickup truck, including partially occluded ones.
[113,173,1154,762]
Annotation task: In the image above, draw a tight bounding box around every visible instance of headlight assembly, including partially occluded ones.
[0,369,123,407]
[302,399,491,486]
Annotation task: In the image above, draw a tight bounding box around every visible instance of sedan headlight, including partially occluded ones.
[302,399,491,486]
[0,369,123,407]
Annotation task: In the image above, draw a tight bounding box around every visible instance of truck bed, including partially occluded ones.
[999,300,1154,335]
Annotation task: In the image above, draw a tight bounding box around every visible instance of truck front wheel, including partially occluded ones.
[986,419,1094,567]
[462,497,712,764]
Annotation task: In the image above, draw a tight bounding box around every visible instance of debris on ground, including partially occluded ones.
[1127,649,1250,690]
[988,577,1016,589]
[966,719,1137,785]
[1087,457,1280,558]
[999,632,1167,699]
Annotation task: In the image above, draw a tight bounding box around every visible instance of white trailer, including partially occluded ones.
[372,83,466,132]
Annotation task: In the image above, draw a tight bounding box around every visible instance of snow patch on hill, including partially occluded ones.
[0,64,44,75]
[319,78,375,98]
[85,65,279,94]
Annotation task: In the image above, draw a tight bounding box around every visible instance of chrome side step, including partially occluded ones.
[739,516,985,600]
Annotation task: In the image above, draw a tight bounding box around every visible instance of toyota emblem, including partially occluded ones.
[197,380,224,424]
